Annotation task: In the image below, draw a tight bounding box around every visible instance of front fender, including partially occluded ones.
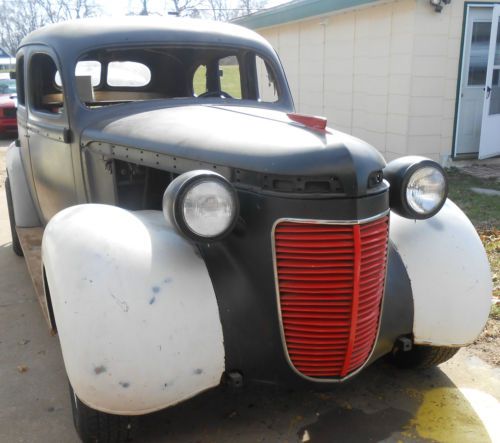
[42,204,225,415]
[390,199,492,347]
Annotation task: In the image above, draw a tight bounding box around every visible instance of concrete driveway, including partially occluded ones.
[1,137,500,443]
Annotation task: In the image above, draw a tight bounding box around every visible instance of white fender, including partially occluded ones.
[42,204,225,415]
[6,142,40,227]
[390,200,492,347]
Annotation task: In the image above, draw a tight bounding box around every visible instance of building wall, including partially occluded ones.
[257,0,491,163]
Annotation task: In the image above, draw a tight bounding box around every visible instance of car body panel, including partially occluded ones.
[6,143,40,227]
[390,200,492,346]
[42,205,225,415]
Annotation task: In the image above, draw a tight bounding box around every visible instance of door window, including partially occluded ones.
[256,55,278,103]
[219,56,241,99]
[192,56,242,98]
[16,56,25,105]
[29,53,63,114]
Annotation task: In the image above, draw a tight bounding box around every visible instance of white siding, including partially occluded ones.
[257,0,492,164]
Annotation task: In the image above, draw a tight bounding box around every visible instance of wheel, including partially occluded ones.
[5,177,23,257]
[69,383,137,443]
[388,344,460,369]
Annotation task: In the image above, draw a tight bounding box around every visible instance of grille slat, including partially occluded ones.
[275,216,389,379]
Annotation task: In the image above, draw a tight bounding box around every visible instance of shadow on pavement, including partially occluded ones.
[139,358,491,442]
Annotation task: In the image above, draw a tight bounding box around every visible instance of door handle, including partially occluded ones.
[485,85,492,99]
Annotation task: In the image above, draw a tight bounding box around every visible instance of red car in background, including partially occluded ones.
[0,78,17,135]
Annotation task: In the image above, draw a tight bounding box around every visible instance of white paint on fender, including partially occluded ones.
[42,205,225,415]
[390,200,492,347]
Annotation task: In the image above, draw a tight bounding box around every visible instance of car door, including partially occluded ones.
[26,47,77,223]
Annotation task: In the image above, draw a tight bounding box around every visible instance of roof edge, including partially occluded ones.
[234,0,379,29]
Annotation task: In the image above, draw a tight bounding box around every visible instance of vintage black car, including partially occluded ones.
[5,17,492,442]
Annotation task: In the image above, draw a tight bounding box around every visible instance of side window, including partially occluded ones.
[16,56,25,106]
[256,56,278,103]
[219,56,241,99]
[29,53,63,114]
[192,56,242,99]
[193,65,207,96]
[107,61,151,87]
[55,61,102,87]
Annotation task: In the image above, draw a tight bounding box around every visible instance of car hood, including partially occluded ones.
[82,104,386,196]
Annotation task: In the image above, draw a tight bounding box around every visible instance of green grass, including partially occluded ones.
[491,303,500,320]
[192,65,242,99]
[446,168,500,304]
[446,168,500,229]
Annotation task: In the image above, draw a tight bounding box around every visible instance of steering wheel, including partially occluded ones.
[198,90,233,99]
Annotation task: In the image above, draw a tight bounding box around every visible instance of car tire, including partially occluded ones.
[5,177,24,257]
[388,344,460,369]
[69,383,137,443]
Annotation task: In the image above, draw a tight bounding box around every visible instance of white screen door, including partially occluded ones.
[479,5,500,159]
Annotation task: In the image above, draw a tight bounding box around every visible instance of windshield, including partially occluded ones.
[66,46,281,110]
[0,79,16,95]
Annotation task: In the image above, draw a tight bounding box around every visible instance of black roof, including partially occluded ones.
[19,17,273,58]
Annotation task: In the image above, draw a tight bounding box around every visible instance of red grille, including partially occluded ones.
[274,216,389,379]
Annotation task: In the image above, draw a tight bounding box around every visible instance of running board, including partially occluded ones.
[16,227,55,334]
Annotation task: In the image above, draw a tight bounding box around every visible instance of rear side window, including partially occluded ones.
[107,62,151,87]
[55,61,101,87]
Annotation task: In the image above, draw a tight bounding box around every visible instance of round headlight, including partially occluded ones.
[163,170,239,242]
[384,156,448,219]
[182,180,236,237]
[406,166,447,215]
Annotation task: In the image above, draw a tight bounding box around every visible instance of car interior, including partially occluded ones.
[30,46,279,114]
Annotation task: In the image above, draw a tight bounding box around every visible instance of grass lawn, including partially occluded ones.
[447,167,500,303]
[193,65,242,98]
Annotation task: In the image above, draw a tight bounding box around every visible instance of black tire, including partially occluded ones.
[5,177,24,257]
[69,383,137,443]
[388,344,460,369]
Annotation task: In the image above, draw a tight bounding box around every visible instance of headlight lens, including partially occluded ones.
[384,156,448,219]
[182,180,236,237]
[163,170,239,242]
[406,166,447,215]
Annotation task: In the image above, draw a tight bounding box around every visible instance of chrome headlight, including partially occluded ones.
[384,157,448,219]
[163,170,239,242]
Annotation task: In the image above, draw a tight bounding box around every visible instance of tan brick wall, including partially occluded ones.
[257,0,492,164]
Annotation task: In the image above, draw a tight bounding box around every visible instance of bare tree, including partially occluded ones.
[204,0,267,21]
[0,0,100,55]
[171,0,205,16]
[238,0,266,15]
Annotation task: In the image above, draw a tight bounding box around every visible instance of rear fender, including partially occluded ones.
[42,204,225,415]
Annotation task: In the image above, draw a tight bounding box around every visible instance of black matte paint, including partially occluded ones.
[201,188,413,387]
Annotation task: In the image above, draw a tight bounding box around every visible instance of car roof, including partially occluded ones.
[19,17,273,58]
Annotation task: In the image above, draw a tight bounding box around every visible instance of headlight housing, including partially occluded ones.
[163,170,239,242]
[384,156,448,219]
